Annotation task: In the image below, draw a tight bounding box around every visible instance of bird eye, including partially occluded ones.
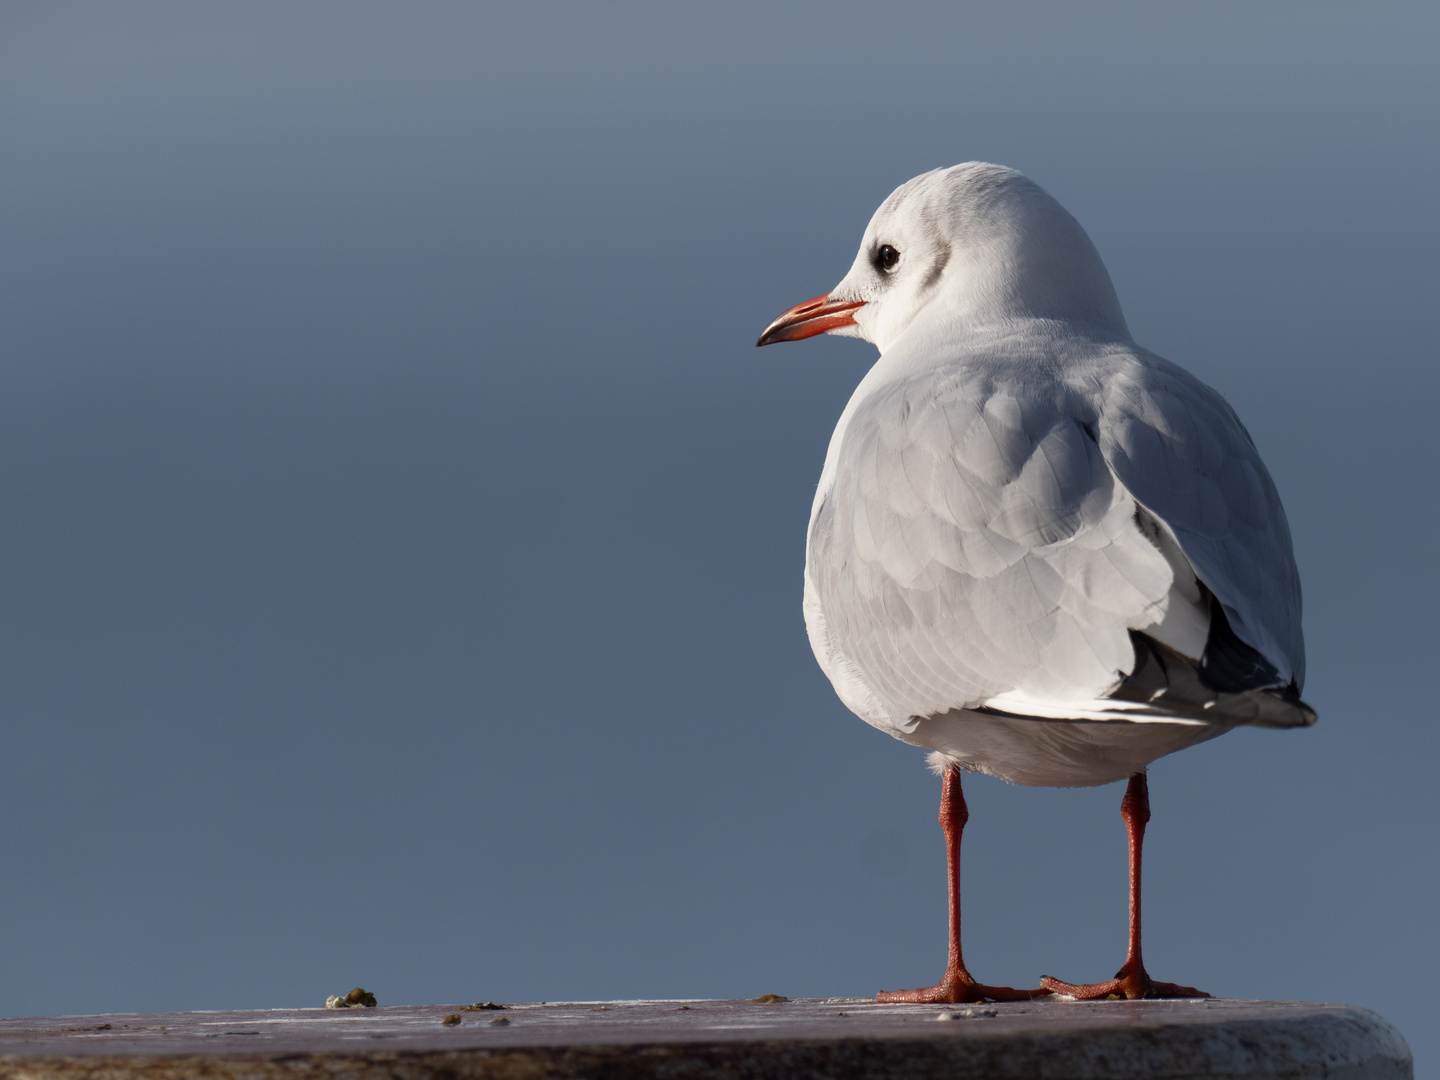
[876,244,900,272]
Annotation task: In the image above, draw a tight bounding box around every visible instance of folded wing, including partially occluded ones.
[807,351,1310,733]
[1097,349,1306,693]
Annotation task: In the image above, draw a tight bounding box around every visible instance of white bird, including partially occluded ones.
[757,163,1314,1003]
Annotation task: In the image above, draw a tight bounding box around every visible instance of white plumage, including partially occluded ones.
[762,163,1313,788]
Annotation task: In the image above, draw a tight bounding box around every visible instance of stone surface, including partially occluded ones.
[0,998,1412,1079]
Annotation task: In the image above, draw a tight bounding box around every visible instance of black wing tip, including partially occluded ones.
[1113,631,1317,728]
[1197,593,1287,694]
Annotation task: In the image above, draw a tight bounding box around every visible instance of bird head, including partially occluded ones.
[757,162,1128,354]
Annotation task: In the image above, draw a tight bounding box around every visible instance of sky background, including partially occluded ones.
[1,1,1436,1073]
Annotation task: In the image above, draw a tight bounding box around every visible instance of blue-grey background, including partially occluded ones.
[1,1,1436,1073]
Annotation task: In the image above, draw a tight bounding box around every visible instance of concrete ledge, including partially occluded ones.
[0,997,1412,1079]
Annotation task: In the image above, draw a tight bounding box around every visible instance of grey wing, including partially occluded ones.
[1098,352,1306,691]
[809,372,1183,726]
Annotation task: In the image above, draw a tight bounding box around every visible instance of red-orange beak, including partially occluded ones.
[756,293,866,347]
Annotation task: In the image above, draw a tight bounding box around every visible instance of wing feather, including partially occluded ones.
[1098,350,1305,688]
[805,341,1307,736]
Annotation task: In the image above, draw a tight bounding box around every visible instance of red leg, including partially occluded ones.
[876,765,1046,1003]
[1040,772,1209,1000]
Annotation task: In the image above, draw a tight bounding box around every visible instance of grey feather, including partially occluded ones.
[1098,350,1306,690]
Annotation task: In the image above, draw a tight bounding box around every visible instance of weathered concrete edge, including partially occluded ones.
[0,1007,1412,1080]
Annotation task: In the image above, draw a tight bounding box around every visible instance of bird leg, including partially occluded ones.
[1040,771,1209,1000]
[876,764,1047,1003]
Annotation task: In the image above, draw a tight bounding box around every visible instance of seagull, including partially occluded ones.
[757,163,1315,1003]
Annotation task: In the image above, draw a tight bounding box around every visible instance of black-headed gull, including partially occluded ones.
[758,163,1314,1003]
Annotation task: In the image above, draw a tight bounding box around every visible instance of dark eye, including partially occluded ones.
[876,244,900,272]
